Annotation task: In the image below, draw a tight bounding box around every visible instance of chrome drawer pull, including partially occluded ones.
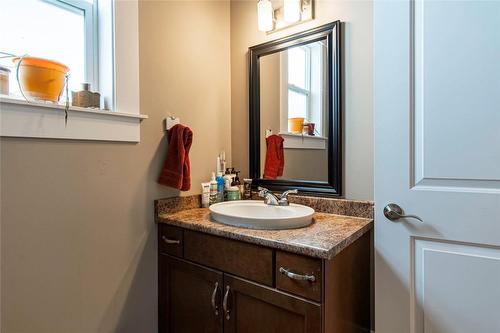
[161,236,180,244]
[223,285,231,320]
[279,267,316,282]
[211,282,219,316]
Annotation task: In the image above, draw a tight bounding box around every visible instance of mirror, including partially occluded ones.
[259,41,328,182]
[249,22,342,196]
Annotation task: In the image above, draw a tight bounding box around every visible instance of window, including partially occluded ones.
[287,46,311,120]
[0,0,145,142]
[0,0,97,96]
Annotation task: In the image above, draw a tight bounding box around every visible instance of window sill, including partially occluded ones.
[279,132,327,149]
[0,95,147,142]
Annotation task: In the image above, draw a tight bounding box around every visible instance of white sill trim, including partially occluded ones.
[279,132,327,150]
[0,95,147,142]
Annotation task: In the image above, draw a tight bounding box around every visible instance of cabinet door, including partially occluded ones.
[222,274,321,333]
[159,255,223,333]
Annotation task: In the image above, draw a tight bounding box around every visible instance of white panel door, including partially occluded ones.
[374,1,500,332]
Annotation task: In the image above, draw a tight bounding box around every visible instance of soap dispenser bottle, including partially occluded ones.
[232,171,241,186]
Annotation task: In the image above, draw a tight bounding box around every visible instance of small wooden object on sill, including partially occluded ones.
[72,83,101,108]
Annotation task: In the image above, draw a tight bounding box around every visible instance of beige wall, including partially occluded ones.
[0,1,231,332]
[230,0,373,200]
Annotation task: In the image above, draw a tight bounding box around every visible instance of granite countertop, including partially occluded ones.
[157,208,373,260]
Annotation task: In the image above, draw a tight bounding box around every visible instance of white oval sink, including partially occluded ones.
[209,200,314,230]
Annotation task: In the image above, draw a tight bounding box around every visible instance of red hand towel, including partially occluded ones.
[158,124,193,191]
[264,134,284,179]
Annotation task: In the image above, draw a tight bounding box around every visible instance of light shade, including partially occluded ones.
[284,0,301,23]
[257,0,273,32]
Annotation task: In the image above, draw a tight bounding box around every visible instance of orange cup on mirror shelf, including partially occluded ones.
[13,57,69,103]
[288,117,305,134]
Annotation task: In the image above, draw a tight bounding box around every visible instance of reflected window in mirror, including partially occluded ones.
[284,43,326,137]
[259,40,329,182]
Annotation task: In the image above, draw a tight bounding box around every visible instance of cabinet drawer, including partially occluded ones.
[184,230,273,286]
[276,251,322,302]
[158,225,183,257]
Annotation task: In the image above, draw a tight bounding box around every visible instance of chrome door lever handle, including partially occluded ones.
[383,203,423,223]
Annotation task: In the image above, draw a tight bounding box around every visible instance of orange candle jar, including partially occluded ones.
[288,117,305,134]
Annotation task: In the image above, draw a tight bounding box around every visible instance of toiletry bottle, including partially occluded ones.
[233,171,241,186]
[227,168,236,184]
[223,169,233,189]
[233,171,244,198]
[223,170,232,201]
[216,172,225,202]
[201,182,210,208]
[243,179,252,200]
[216,156,221,175]
[227,186,241,201]
[209,172,218,205]
[231,172,236,186]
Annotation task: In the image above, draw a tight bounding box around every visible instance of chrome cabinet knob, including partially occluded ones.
[383,203,423,223]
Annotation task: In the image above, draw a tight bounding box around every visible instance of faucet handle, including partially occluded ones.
[281,189,298,200]
[257,187,269,197]
[279,189,298,206]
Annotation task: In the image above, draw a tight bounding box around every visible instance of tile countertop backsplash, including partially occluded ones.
[155,194,373,219]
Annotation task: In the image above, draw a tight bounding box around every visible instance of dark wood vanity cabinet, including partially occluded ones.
[158,224,371,333]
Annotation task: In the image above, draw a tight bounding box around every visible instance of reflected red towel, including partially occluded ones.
[264,134,284,179]
[158,124,193,191]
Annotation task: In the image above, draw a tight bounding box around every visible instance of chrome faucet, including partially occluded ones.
[258,187,280,205]
[258,187,298,206]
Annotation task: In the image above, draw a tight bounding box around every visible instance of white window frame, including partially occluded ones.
[287,45,312,121]
[278,44,327,149]
[0,0,146,142]
[43,0,99,89]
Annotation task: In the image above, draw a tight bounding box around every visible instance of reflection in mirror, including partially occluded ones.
[259,41,328,182]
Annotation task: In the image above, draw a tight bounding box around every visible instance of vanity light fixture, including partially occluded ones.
[284,0,301,23]
[257,0,314,34]
[257,0,274,32]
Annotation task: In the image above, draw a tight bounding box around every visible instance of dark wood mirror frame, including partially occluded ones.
[249,21,342,197]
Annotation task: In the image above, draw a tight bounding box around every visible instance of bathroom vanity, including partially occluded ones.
[155,196,373,333]
[155,21,371,332]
